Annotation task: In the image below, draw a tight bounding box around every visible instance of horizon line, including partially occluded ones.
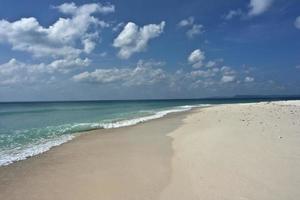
[1,95,300,104]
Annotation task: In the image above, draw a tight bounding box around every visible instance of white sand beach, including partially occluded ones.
[1,101,300,200]
[161,101,300,200]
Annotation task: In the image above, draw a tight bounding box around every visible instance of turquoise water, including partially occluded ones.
[0,98,296,166]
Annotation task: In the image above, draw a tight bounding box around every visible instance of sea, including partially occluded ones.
[0,97,298,166]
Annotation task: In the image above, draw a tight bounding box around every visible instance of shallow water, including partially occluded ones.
[0,98,295,166]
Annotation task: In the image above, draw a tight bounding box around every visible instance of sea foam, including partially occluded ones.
[0,104,210,166]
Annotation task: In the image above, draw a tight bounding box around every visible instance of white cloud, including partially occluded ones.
[0,2,114,58]
[295,16,300,29]
[189,65,238,83]
[244,76,254,82]
[188,63,239,86]
[55,2,78,14]
[73,61,166,86]
[205,59,223,68]
[248,0,273,17]
[184,57,254,90]
[188,49,205,68]
[221,75,236,83]
[221,66,236,75]
[112,22,125,32]
[71,56,255,92]
[206,61,216,68]
[178,17,194,27]
[0,57,90,85]
[0,59,25,76]
[188,66,236,88]
[113,21,165,59]
[47,57,91,73]
[190,69,217,78]
[56,2,114,15]
[186,52,245,88]
[137,59,166,68]
[73,68,129,84]
[224,9,243,20]
[186,24,204,39]
[224,0,273,20]
[0,59,44,85]
[178,17,203,38]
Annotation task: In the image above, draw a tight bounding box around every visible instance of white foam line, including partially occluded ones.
[0,134,74,166]
[0,104,211,166]
[101,104,211,129]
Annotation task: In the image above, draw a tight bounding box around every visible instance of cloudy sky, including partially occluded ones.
[0,0,299,101]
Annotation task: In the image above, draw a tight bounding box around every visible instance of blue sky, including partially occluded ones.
[0,0,299,101]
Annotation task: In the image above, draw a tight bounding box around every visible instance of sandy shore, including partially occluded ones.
[1,101,300,200]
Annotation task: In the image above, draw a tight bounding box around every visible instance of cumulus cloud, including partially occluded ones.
[73,60,166,86]
[0,59,43,85]
[187,62,239,87]
[188,49,205,68]
[295,16,300,29]
[244,76,255,82]
[186,64,241,90]
[73,68,129,84]
[112,22,125,32]
[0,57,90,85]
[190,69,217,79]
[71,56,255,93]
[113,21,165,59]
[205,59,223,68]
[221,75,236,83]
[224,0,273,20]
[56,2,114,15]
[248,0,273,17]
[178,17,194,27]
[185,50,245,88]
[224,9,243,20]
[221,66,235,74]
[47,57,91,73]
[178,17,203,38]
[136,59,166,68]
[217,66,236,83]
[0,2,114,58]
[186,24,204,39]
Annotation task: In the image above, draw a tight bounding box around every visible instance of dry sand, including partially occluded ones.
[1,101,300,200]
[161,101,300,200]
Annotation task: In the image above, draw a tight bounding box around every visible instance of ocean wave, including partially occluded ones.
[100,104,210,128]
[0,135,74,166]
[0,104,210,166]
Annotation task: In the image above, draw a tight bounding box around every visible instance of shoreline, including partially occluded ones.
[0,109,189,200]
[1,100,300,199]
[0,109,190,167]
[0,104,200,167]
[1,100,296,167]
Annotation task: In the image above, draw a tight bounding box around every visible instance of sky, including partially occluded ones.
[0,0,299,101]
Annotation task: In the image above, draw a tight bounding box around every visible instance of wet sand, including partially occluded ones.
[0,112,185,200]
